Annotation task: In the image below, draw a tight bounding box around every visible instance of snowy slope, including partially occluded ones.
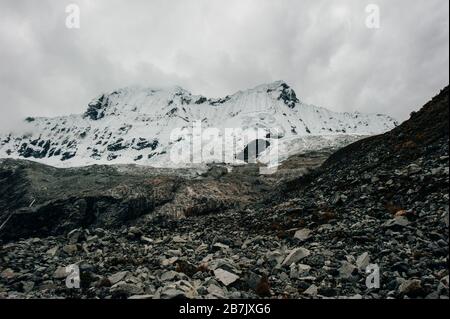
[0,81,398,168]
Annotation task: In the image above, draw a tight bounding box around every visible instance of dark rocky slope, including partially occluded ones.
[0,162,268,241]
[0,87,448,299]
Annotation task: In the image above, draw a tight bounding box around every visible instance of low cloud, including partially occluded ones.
[0,0,448,133]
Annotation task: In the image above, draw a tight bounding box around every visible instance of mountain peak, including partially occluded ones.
[250,80,289,91]
[0,81,398,168]
[261,81,300,108]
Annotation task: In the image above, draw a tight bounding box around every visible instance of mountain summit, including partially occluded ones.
[0,82,398,167]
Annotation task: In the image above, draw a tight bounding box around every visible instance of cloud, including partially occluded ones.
[0,0,448,133]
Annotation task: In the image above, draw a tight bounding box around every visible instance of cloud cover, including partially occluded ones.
[0,0,448,132]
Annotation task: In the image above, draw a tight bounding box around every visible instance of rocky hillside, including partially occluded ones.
[0,87,447,300]
[0,81,397,168]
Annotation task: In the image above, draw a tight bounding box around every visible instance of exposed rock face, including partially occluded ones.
[0,160,272,241]
[0,87,448,300]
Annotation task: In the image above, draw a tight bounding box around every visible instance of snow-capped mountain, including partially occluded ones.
[0,81,398,168]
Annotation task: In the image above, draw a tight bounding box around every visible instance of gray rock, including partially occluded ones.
[158,280,198,299]
[289,263,311,279]
[207,284,226,298]
[172,235,188,243]
[22,281,35,293]
[398,279,423,297]
[356,252,370,270]
[214,269,239,286]
[1,269,16,280]
[304,284,318,297]
[53,266,68,279]
[161,257,179,267]
[383,216,410,228]
[67,229,83,244]
[282,248,311,266]
[110,282,144,296]
[213,243,230,251]
[266,250,285,265]
[289,263,299,279]
[46,246,59,257]
[407,164,422,175]
[108,271,129,285]
[339,261,357,279]
[62,244,78,255]
[444,210,449,228]
[294,228,312,241]
[160,271,186,282]
[297,264,312,275]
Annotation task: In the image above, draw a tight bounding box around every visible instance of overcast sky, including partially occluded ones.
[0,0,448,132]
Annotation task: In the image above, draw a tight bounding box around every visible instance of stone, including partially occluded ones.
[444,211,449,228]
[356,252,370,270]
[46,246,59,257]
[140,236,153,243]
[289,264,299,279]
[441,275,449,289]
[294,228,312,241]
[214,269,240,286]
[22,281,35,293]
[207,284,226,298]
[398,279,423,297]
[304,284,318,297]
[158,280,198,299]
[62,244,78,255]
[339,261,357,279]
[110,282,144,296]
[212,243,230,251]
[172,235,187,243]
[167,249,182,257]
[297,264,312,275]
[67,229,83,244]
[86,235,98,242]
[175,260,198,277]
[282,248,311,266]
[127,226,143,238]
[266,250,285,265]
[289,263,311,279]
[161,257,179,266]
[331,193,347,205]
[39,280,58,291]
[197,286,208,296]
[407,164,422,175]
[195,243,208,253]
[53,266,68,279]
[1,269,16,280]
[108,271,128,285]
[383,216,410,228]
[160,271,186,282]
